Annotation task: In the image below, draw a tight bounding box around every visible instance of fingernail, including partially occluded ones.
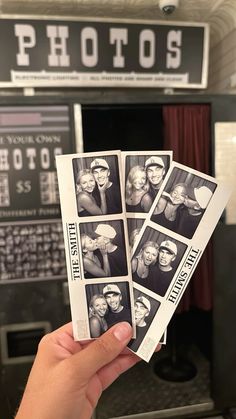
[113,322,132,342]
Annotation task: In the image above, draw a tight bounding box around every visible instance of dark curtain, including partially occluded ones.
[162,104,213,311]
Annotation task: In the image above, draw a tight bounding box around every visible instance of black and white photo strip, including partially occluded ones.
[72,154,123,217]
[128,288,161,353]
[129,161,231,361]
[79,220,128,279]
[85,281,132,338]
[150,165,217,240]
[127,218,144,255]
[131,225,187,298]
[127,220,167,345]
[122,151,172,216]
[56,151,136,341]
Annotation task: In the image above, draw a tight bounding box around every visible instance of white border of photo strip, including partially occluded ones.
[56,150,136,340]
[128,161,231,361]
[122,151,173,346]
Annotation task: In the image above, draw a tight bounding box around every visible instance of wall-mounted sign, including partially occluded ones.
[0,16,209,88]
[0,105,73,221]
[0,104,77,283]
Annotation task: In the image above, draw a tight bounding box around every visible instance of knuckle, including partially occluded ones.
[38,332,51,349]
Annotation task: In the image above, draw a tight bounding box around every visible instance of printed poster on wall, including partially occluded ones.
[0,104,78,283]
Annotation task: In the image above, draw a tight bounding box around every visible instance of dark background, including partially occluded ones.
[0,94,236,418]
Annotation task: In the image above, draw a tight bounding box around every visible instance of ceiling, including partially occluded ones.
[0,0,236,48]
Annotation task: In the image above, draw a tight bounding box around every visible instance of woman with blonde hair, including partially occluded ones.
[76,169,107,216]
[151,183,188,233]
[125,165,152,213]
[81,234,111,279]
[131,240,159,287]
[89,294,108,337]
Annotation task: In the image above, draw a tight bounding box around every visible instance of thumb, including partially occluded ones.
[70,322,132,381]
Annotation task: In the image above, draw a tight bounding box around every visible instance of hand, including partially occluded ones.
[184,197,199,209]
[96,236,106,249]
[99,244,108,255]
[98,181,109,193]
[162,191,174,203]
[15,322,139,419]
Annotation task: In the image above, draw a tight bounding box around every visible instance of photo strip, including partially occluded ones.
[56,150,135,340]
[73,154,122,216]
[127,218,145,255]
[128,287,161,353]
[131,225,187,297]
[123,151,173,346]
[150,165,217,239]
[79,220,128,279]
[130,161,231,361]
[122,151,172,217]
[86,281,132,338]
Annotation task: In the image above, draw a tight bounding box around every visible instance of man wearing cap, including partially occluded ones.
[145,156,166,201]
[128,295,151,352]
[90,158,122,214]
[103,283,132,328]
[178,185,213,239]
[152,240,177,297]
[95,223,128,277]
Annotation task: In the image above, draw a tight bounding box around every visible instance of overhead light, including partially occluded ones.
[159,0,179,15]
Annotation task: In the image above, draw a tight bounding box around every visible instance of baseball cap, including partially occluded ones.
[145,156,165,169]
[194,186,213,209]
[136,296,151,312]
[160,240,177,256]
[91,158,109,171]
[103,284,121,296]
[94,224,116,239]
[186,185,196,201]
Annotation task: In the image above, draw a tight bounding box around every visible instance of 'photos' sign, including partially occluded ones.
[0,17,209,88]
